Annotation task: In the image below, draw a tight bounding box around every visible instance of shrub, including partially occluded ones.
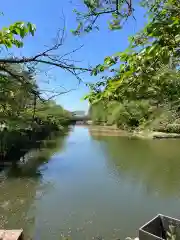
[150,108,178,132]
[109,100,151,129]
[89,100,152,129]
[107,102,129,127]
[165,124,180,133]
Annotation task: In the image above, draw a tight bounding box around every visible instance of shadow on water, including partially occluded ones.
[0,131,68,235]
[90,132,180,197]
[1,131,68,179]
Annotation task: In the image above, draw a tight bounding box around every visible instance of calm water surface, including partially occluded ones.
[1,126,180,240]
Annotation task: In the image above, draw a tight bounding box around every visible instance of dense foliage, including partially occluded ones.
[0,63,71,129]
[0,20,72,162]
[85,0,180,132]
[0,63,71,162]
[0,18,71,129]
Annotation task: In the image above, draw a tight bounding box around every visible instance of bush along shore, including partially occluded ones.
[87,102,180,139]
[0,65,72,165]
[0,122,69,165]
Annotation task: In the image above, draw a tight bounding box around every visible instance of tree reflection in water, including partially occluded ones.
[0,132,68,238]
[89,130,180,197]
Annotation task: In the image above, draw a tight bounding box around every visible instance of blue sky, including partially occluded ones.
[0,0,147,112]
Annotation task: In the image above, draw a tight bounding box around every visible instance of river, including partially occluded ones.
[1,126,180,240]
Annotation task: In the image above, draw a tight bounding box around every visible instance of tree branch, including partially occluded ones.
[47,88,76,100]
[0,22,91,78]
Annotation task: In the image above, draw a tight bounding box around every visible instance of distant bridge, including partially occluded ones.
[70,112,91,125]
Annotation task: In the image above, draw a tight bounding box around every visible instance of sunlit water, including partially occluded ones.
[1,126,180,240]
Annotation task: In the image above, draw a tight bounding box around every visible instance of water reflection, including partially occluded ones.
[0,132,68,237]
[1,126,180,240]
[90,132,180,197]
[6,132,68,179]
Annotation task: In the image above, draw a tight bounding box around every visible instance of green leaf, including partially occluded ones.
[13,39,23,48]
[175,35,180,42]
[27,22,36,36]
[11,28,20,35]
[104,57,112,65]
[4,40,12,48]
[19,27,27,38]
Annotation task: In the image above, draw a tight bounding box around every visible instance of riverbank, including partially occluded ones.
[88,125,180,139]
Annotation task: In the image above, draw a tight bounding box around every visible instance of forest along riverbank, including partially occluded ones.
[1,126,180,240]
[0,62,72,166]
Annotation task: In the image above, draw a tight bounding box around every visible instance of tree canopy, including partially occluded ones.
[0,15,76,131]
[0,63,71,130]
[83,0,180,131]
